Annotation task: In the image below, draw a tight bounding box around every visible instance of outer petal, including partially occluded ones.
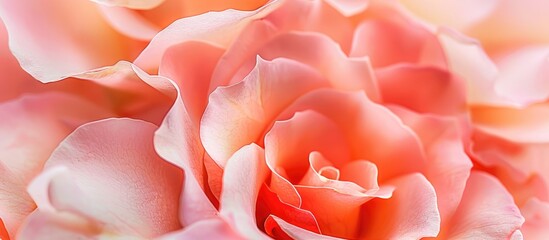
[350,8,446,68]
[397,0,497,30]
[323,0,369,16]
[0,0,144,82]
[390,107,472,223]
[219,144,270,239]
[520,198,549,239]
[376,64,466,115]
[134,0,281,71]
[29,118,183,238]
[265,215,344,240]
[201,57,329,167]
[91,0,165,9]
[158,218,244,240]
[360,173,440,239]
[444,171,524,239]
[0,93,112,239]
[16,211,99,240]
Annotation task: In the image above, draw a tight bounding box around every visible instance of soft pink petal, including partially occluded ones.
[201,57,329,167]
[265,0,355,52]
[494,47,549,105]
[16,211,99,240]
[472,103,549,143]
[134,0,281,71]
[436,28,510,106]
[213,31,380,100]
[391,106,472,225]
[158,41,225,126]
[350,8,445,68]
[520,198,549,239]
[360,173,440,239]
[151,81,218,225]
[266,215,344,240]
[444,171,524,239]
[0,93,112,238]
[29,118,183,238]
[397,0,498,29]
[92,0,165,9]
[324,0,368,16]
[0,0,144,82]
[376,64,466,115]
[99,6,160,40]
[158,218,244,240]
[219,144,270,239]
[279,89,426,182]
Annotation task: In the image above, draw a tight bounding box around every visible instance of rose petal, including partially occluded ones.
[397,0,498,29]
[219,144,270,239]
[16,211,99,240]
[323,0,368,16]
[350,9,446,68]
[376,64,466,115]
[0,93,112,238]
[391,106,472,226]
[29,118,183,237]
[0,0,143,82]
[360,173,440,239]
[265,215,345,240]
[201,57,329,167]
[159,41,225,125]
[134,0,281,71]
[158,218,244,240]
[520,198,549,239]
[91,0,165,9]
[98,6,160,40]
[443,171,524,239]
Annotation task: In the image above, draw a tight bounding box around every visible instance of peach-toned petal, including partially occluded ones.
[360,173,440,239]
[494,47,549,105]
[99,6,160,40]
[152,81,218,225]
[323,0,368,16]
[0,0,143,82]
[279,89,426,182]
[158,218,244,240]
[472,103,549,143]
[265,0,355,52]
[134,0,281,71]
[92,0,165,9]
[257,185,321,237]
[376,64,466,115]
[520,198,549,239]
[0,219,8,240]
[219,144,270,239]
[29,118,183,238]
[444,171,524,239]
[397,0,497,30]
[350,11,445,68]
[391,106,472,225]
[16,211,99,240]
[437,28,510,106]
[0,93,112,239]
[266,215,344,240]
[201,57,329,167]
[159,41,225,126]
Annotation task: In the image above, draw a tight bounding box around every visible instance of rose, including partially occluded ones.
[0,0,544,240]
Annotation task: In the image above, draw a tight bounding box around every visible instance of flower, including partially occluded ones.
[1,0,548,239]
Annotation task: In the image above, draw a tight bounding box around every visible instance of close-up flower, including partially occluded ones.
[0,0,548,239]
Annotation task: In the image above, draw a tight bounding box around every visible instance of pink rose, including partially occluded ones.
[1,0,546,239]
